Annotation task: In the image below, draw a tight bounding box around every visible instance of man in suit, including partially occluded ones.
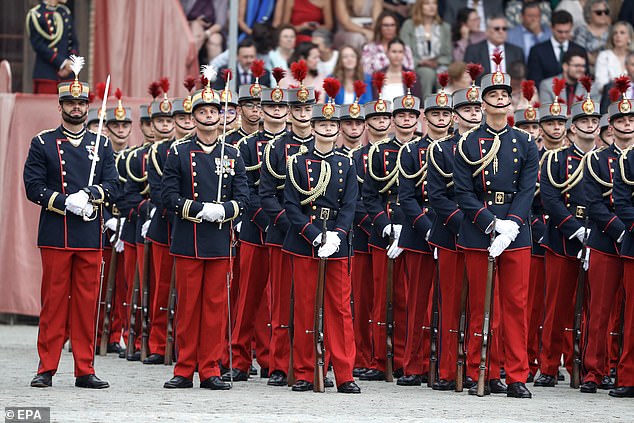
[443,0,503,30]
[527,10,587,88]
[464,15,524,83]
[213,39,271,91]
[539,51,599,105]
[506,1,551,61]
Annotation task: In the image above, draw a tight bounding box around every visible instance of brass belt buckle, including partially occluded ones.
[494,192,505,205]
[575,206,585,219]
[319,207,331,220]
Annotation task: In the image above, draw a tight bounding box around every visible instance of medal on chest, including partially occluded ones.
[215,157,236,176]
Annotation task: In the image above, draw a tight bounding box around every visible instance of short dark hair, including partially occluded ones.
[387,38,405,50]
[551,10,573,26]
[563,48,586,65]
[522,1,541,14]
[238,38,256,52]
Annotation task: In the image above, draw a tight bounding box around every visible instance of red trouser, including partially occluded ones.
[437,248,465,381]
[617,259,634,386]
[122,243,140,349]
[148,243,173,356]
[540,251,577,376]
[222,244,242,367]
[351,252,373,369]
[173,257,228,381]
[464,248,530,384]
[370,247,407,372]
[253,279,271,369]
[96,247,126,346]
[136,242,155,324]
[608,287,624,371]
[230,242,270,372]
[269,245,292,374]
[583,249,623,384]
[403,251,435,376]
[292,256,355,385]
[527,255,545,376]
[33,79,60,94]
[38,248,101,376]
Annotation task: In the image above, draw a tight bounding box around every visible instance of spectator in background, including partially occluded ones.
[507,1,552,61]
[181,0,226,66]
[373,38,422,103]
[445,61,470,94]
[327,45,373,105]
[399,0,452,98]
[505,0,552,28]
[383,0,414,24]
[508,61,535,112]
[538,50,596,105]
[574,0,612,68]
[238,0,279,40]
[464,15,524,80]
[277,0,334,44]
[555,0,587,30]
[443,0,503,32]
[595,21,634,93]
[600,51,634,112]
[619,0,634,27]
[313,29,339,78]
[333,0,383,51]
[279,42,324,95]
[268,24,297,70]
[213,38,272,91]
[210,23,275,70]
[362,11,414,75]
[527,10,588,87]
[452,7,486,61]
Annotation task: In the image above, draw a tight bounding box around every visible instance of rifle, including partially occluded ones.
[312,212,329,393]
[476,223,497,397]
[125,264,141,358]
[455,266,469,392]
[569,216,590,389]
[384,228,395,383]
[428,258,440,387]
[161,261,177,365]
[100,213,122,355]
[226,227,235,386]
[287,279,296,386]
[611,298,625,386]
[140,216,152,361]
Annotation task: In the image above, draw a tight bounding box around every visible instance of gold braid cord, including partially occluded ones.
[287,154,331,205]
[264,141,285,180]
[620,146,634,186]
[397,143,426,187]
[545,148,585,195]
[26,8,64,48]
[428,140,454,188]
[114,149,128,183]
[368,140,399,193]
[457,126,501,177]
[585,148,613,197]
[348,144,365,184]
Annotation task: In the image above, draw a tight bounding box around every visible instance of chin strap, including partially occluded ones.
[454,110,481,125]
[313,131,339,140]
[482,99,511,110]
[193,115,220,128]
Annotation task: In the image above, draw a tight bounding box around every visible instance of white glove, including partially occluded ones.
[114,239,124,253]
[65,191,89,216]
[495,218,520,241]
[489,234,512,258]
[105,217,118,232]
[577,248,590,271]
[197,203,225,222]
[387,239,404,259]
[318,240,339,258]
[382,224,402,240]
[617,231,625,244]
[433,247,438,260]
[325,231,341,248]
[569,227,589,243]
[141,219,151,238]
[149,207,156,219]
[425,229,431,241]
[234,221,242,233]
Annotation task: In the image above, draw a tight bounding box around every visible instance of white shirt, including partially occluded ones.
[343,90,355,104]
[595,49,628,93]
[487,42,506,73]
[382,83,405,103]
[550,37,569,63]
[317,50,339,79]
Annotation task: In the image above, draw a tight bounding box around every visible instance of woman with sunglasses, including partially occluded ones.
[573,0,612,68]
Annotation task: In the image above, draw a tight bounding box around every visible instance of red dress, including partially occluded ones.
[290,0,324,44]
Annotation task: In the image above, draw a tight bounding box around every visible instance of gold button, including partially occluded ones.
[568,165,572,169]
[193,182,198,187]
[61,160,65,164]
[62,171,66,175]
[191,153,195,157]
[488,201,492,205]
[513,148,517,152]
[194,193,198,197]
[339,178,343,183]
[192,162,196,166]
[312,205,316,210]
[338,162,342,166]
[63,182,67,187]
[482,149,487,153]
[193,172,197,176]
[307,161,312,164]
[224,174,228,178]
[59,150,64,154]
[485,170,489,175]
[339,170,343,174]
[486,181,490,185]
[339,189,343,192]
[480,140,485,144]
[513,158,518,163]
[512,139,517,143]
[57,140,61,144]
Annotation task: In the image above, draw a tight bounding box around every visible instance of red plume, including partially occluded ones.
[88,91,96,103]
[290,60,308,84]
[353,80,367,100]
[198,76,208,89]
[507,115,515,127]
[183,76,197,92]
[437,72,449,89]
[314,91,321,103]
[558,97,567,105]
[159,77,170,95]
[372,71,386,93]
[615,75,631,96]
[402,71,416,90]
[552,77,566,99]
[222,68,232,83]
[609,86,622,102]
[579,75,592,94]
[466,63,484,82]
[532,101,541,108]
[521,80,535,102]
[272,67,286,84]
[95,82,106,100]
[250,59,265,79]
[115,88,122,100]
[323,77,341,100]
[148,81,162,99]
[574,95,584,102]
[491,50,503,67]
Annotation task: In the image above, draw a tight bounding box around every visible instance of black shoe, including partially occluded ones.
[249,365,258,376]
[75,374,109,389]
[432,379,456,391]
[393,368,404,378]
[291,379,313,392]
[609,386,634,398]
[526,372,534,383]
[557,370,565,381]
[420,373,429,384]
[533,373,556,387]
[164,376,193,389]
[353,367,368,377]
[580,381,597,393]
[221,368,249,382]
[338,381,361,393]
[500,367,506,379]
[507,382,532,398]
[397,374,422,386]
[118,349,126,359]
[468,382,490,396]
[260,367,269,378]
[126,351,141,361]
[324,376,334,388]
[359,368,385,381]
[463,376,475,389]
[30,371,52,388]
[107,343,121,354]
[143,354,165,365]
[267,370,287,386]
[610,367,617,379]
[201,376,231,390]
[489,378,507,394]
[599,375,615,390]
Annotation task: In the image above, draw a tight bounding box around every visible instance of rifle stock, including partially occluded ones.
[477,226,497,397]
[570,217,590,389]
[288,280,296,386]
[100,215,122,355]
[313,216,328,393]
[428,259,440,387]
[385,231,395,383]
[126,265,141,358]
[164,262,177,365]
[455,266,469,392]
[140,238,152,361]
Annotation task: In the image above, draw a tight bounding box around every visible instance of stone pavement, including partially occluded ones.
[0,325,630,422]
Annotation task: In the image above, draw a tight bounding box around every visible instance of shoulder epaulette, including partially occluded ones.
[35,128,57,144]
[458,125,478,144]
[334,150,354,165]
[512,126,532,141]
[435,134,453,143]
[219,127,237,140]
[58,4,71,13]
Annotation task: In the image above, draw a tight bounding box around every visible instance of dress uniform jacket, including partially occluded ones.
[584,144,627,256]
[260,131,314,246]
[24,126,119,249]
[398,135,435,253]
[363,137,408,249]
[223,127,255,146]
[614,147,634,258]
[120,143,154,245]
[540,144,589,257]
[283,147,358,259]
[453,123,539,250]
[101,147,131,242]
[348,144,373,253]
[26,2,78,81]
[530,148,548,256]
[427,133,464,251]
[161,135,248,258]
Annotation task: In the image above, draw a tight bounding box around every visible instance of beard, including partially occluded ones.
[62,110,87,125]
